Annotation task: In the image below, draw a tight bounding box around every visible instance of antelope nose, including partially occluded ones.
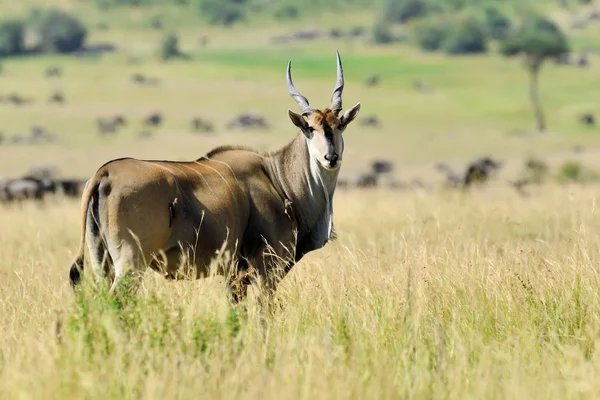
[325,153,339,164]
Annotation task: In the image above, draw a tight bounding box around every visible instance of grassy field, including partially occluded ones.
[2,187,600,399]
[3,1,600,398]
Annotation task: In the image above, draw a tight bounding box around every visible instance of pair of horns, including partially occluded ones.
[286,50,344,115]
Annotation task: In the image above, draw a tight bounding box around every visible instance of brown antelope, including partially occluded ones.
[68,51,361,301]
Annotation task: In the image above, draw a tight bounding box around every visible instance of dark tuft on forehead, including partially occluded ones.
[311,108,340,130]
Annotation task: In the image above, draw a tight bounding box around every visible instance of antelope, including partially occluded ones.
[68,51,361,301]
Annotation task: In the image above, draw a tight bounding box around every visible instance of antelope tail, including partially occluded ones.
[68,176,101,288]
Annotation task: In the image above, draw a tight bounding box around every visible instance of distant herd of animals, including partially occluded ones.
[0,166,87,203]
[0,155,508,206]
[0,64,388,145]
[0,51,597,146]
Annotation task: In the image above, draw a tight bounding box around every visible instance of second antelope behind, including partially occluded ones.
[68,51,361,302]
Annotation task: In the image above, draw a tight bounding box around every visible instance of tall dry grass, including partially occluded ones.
[1,185,600,399]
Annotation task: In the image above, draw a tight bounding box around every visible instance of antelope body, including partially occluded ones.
[68,52,361,300]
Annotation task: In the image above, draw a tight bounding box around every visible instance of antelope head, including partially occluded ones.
[287,51,361,171]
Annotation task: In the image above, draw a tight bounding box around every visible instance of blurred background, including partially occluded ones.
[1,0,600,199]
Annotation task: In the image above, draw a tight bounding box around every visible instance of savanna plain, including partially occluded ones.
[3,0,600,399]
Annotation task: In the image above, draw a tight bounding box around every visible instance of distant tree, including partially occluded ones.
[484,7,511,40]
[413,18,449,51]
[273,5,299,20]
[382,0,429,23]
[443,16,488,55]
[32,9,87,53]
[0,19,25,57]
[500,15,569,133]
[196,0,248,26]
[372,19,395,44]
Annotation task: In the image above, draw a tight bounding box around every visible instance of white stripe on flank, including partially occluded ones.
[204,158,244,192]
[194,160,239,214]
[176,164,219,202]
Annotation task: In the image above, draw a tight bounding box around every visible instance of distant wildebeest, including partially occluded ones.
[5,93,31,106]
[49,91,65,104]
[360,116,382,128]
[0,132,4,145]
[329,28,344,39]
[45,66,62,78]
[10,126,59,145]
[589,10,600,20]
[555,52,590,67]
[356,173,378,188]
[509,158,549,197]
[413,80,432,93]
[435,162,464,188]
[150,16,163,30]
[0,177,8,202]
[58,179,87,198]
[27,164,58,180]
[144,112,163,127]
[97,118,118,135]
[131,73,160,86]
[372,160,393,175]
[199,36,210,47]
[349,26,366,38]
[338,160,394,190]
[463,157,502,187]
[130,73,145,84]
[190,117,214,133]
[68,51,361,302]
[579,113,595,126]
[577,53,589,67]
[227,113,268,130]
[113,115,127,127]
[364,74,380,87]
[97,116,126,135]
[3,176,57,201]
[292,30,321,40]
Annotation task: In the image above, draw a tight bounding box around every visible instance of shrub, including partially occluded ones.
[273,4,299,20]
[443,16,488,55]
[414,18,449,51]
[556,161,600,184]
[159,32,182,60]
[0,19,25,57]
[31,9,87,53]
[196,0,248,26]
[521,157,549,184]
[372,19,395,44]
[382,0,429,23]
[484,7,511,40]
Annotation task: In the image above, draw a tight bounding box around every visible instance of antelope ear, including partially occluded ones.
[289,109,310,132]
[340,103,361,127]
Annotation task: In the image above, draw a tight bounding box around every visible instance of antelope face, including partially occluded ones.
[286,50,361,171]
[289,106,361,171]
